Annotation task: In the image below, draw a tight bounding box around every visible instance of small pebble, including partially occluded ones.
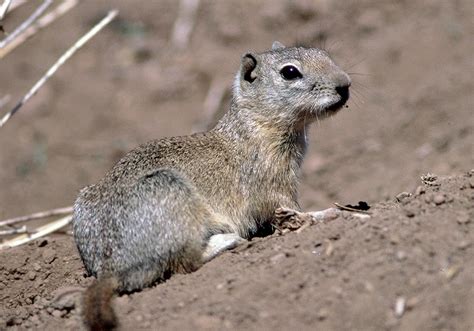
[395,192,411,203]
[456,214,471,225]
[51,310,62,318]
[396,251,407,261]
[406,297,419,310]
[389,236,400,245]
[42,249,56,264]
[403,208,415,218]
[270,252,287,263]
[27,271,36,281]
[414,185,425,195]
[32,263,41,272]
[395,297,406,317]
[30,315,41,325]
[317,308,329,321]
[457,241,471,250]
[433,194,445,205]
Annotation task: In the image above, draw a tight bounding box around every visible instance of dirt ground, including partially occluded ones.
[0,0,473,330]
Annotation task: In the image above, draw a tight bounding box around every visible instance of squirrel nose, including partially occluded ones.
[335,82,350,104]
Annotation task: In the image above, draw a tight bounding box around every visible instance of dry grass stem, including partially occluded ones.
[0,94,10,109]
[0,206,73,227]
[0,0,13,20]
[4,0,27,16]
[0,225,26,236]
[0,0,52,48]
[171,0,200,49]
[0,0,79,59]
[0,9,118,128]
[334,202,372,215]
[194,77,227,131]
[0,214,72,250]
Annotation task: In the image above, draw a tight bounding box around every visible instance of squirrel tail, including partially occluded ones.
[82,276,119,331]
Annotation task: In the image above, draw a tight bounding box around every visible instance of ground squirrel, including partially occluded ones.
[73,41,350,330]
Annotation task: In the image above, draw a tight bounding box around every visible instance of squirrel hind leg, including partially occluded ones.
[202,233,246,263]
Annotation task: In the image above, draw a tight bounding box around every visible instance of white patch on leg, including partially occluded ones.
[202,233,246,262]
[309,208,341,221]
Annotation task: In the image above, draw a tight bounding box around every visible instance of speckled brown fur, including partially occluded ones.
[73,41,350,330]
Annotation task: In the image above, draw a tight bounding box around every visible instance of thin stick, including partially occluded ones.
[0,206,73,227]
[0,214,72,250]
[0,0,79,59]
[9,0,27,13]
[0,9,118,128]
[170,0,200,49]
[0,0,12,21]
[0,0,52,48]
[0,94,10,109]
[0,225,27,236]
[194,77,227,131]
[334,202,372,215]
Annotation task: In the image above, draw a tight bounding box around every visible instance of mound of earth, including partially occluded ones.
[1,171,472,330]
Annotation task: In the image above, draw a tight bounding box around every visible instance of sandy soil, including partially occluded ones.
[0,0,473,330]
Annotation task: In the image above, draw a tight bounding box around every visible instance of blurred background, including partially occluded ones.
[0,0,472,220]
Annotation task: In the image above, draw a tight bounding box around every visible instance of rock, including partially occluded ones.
[51,310,62,318]
[403,208,416,217]
[317,308,329,321]
[433,194,445,205]
[42,249,56,264]
[396,251,407,261]
[415,185,426,195]
[51,287,83,310]
[456,213,470,225]
[27,271,36,281]
[395,192,411,203]
[30,314,41,325]
[270,252,287,263]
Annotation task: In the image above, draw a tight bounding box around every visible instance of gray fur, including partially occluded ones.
[73,44,351,293]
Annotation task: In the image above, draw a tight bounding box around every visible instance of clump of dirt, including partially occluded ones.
[1,172,473,330]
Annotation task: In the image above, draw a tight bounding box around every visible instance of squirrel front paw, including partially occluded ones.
[273,207,313,234]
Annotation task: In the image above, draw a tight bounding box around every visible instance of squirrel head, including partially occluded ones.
[233,41,351,129]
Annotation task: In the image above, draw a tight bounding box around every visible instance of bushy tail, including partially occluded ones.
[82,277,119,331]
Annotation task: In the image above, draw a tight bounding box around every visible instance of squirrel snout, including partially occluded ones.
[335,83,350,104]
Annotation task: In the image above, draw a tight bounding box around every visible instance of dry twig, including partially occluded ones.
[0,206,73,227]
[0,225,26,236]
[170,0,200,49]
[194,77,227,131]
[0,214,72,249]
[8,0,26,12]
[0,0,79,59]
[0,94,10,109]
[0,0,13,21]
[334,202,372,215]
[0,9,118,128]
[0,0,52,48]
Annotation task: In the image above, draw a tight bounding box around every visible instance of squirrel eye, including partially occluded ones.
[280,65,302,80]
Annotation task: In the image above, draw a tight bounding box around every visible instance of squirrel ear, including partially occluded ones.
[241,53,258,83]
[272,41,285,50]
